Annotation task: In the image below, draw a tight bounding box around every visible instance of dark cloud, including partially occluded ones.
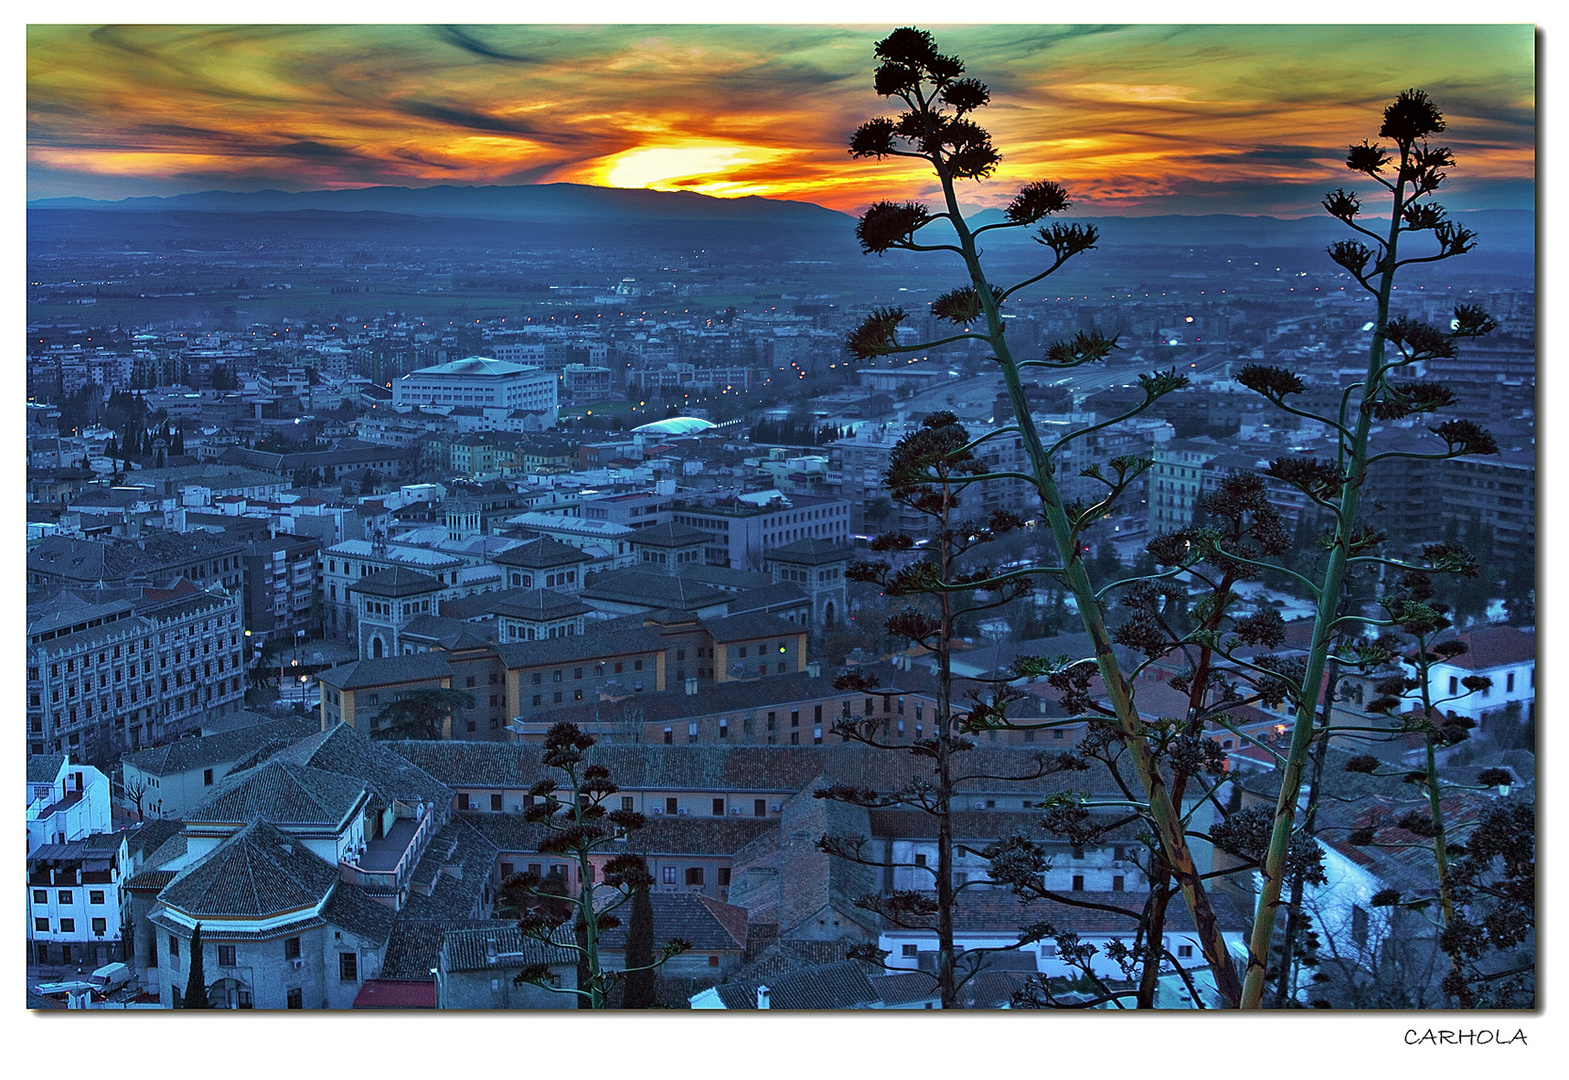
[429,26,542,65]
[392,98,604,150]
[275,139,368,162]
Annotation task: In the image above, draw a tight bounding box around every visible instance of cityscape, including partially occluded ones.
[23,22,1535,1025]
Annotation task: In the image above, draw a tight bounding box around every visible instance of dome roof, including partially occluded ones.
[632,416,717,436]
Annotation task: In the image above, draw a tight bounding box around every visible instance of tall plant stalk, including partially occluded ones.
[1235,91,1496,1007]
[845,27,1242,1006]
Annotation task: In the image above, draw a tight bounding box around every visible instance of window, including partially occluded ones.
[708,955,720,968]
[1072,875,1085,891]
[738,646,748,658]
[58,890,73,905]
[1177,944,1194,959]
[491,793,503,812]
[663,867,678,884]
[665,797,679,815]
[169,934,179,957]
[1448,676,1458,695]
[718,868,731,887]
[204,768,214,786]
[1343,904,1368,941]
[1507,672,1516,692]
[754,799,766,817]
[32,889,46,904]
[622,796,635,811]
[339,953,358,981]
[663,727,673,745]
[286,988,303,1009]
[713,798,725,816]
[902,944,919,958]
[458,793,470,810]
[914,853,927,866]
[686,867,705,887]
[218,945,236,966]
[284,937,301,960]
[34,918,48,932]
[1112,876,1125,892]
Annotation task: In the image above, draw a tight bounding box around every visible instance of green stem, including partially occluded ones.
[933,159,1242,1009]
[1239,169,1407,1009]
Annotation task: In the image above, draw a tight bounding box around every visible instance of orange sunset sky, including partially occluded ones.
[26,22,1535,217]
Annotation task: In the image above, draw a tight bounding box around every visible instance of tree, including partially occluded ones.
[182,922,210,1008]
[844,26,1243,1005]
[499,722,689,1008]
[819,411,1081,1009]
[370,687,475,741]
[1230,90,1499,1007]
[621,884,657,1008]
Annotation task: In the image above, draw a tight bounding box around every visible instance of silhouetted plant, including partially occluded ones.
[1231,91,1499,1008]
[845,26,1241,1005]
[499,722,688,1008]
[817,411,1083,1009]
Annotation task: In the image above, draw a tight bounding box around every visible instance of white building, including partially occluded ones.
[27,754,112,853]
[1416,625,1535,725]
[392,356,557,414]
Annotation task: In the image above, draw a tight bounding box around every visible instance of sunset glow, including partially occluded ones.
[26,24,1535,216]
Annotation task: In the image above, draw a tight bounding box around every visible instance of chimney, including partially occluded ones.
[757,985,771,1010]
[806,661,821,678]
[685,677,699,695]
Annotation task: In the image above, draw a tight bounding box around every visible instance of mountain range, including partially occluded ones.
[27,182,1533,254]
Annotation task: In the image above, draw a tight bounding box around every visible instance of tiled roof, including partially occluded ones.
[400,816,500,922]
[124,818,187,863]
[262,722,454,811]
[493,626,665,669]
[381,917,493,980]
[597,892,749,953]
[440,587,533,621]
[700,610,805,643]
[350,566,443,598]
[765,538,852,566]
[441,923,575,973]
[385,740,1129,801]
[399,614,496,650]
[1433,625,1535,671]
[124,833,188,892]
[322,879,397,946]
[491,589,593,621]
[27,754,67,783]
[494,536,589,569]
[121,717,317,777]
[677,564,773,591]
[317,652,455,691]
[581,569,730,610]
[158,819,340,917]
[713,959,884,1010]
[629,521,711,548]
[185,759,368,827]
[721,583,810,617]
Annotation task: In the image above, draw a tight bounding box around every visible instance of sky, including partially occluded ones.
[26,21,1536,217]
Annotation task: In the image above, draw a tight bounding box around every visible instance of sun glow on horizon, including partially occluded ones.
[591,141,787,197]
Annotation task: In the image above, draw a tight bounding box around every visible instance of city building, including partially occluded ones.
[392,356,558,414]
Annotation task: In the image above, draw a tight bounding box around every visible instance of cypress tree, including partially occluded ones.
[622,885,657,1008]
[182,922,209,1008]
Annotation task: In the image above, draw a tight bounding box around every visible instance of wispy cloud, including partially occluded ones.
[26,23,1535,215]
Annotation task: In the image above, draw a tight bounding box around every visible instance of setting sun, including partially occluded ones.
[594,142,785,196]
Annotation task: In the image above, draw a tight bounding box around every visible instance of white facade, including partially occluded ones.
[392,356,557,413]
[27,757,112,853]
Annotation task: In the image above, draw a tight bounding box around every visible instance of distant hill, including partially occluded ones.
[27,182,854,229]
